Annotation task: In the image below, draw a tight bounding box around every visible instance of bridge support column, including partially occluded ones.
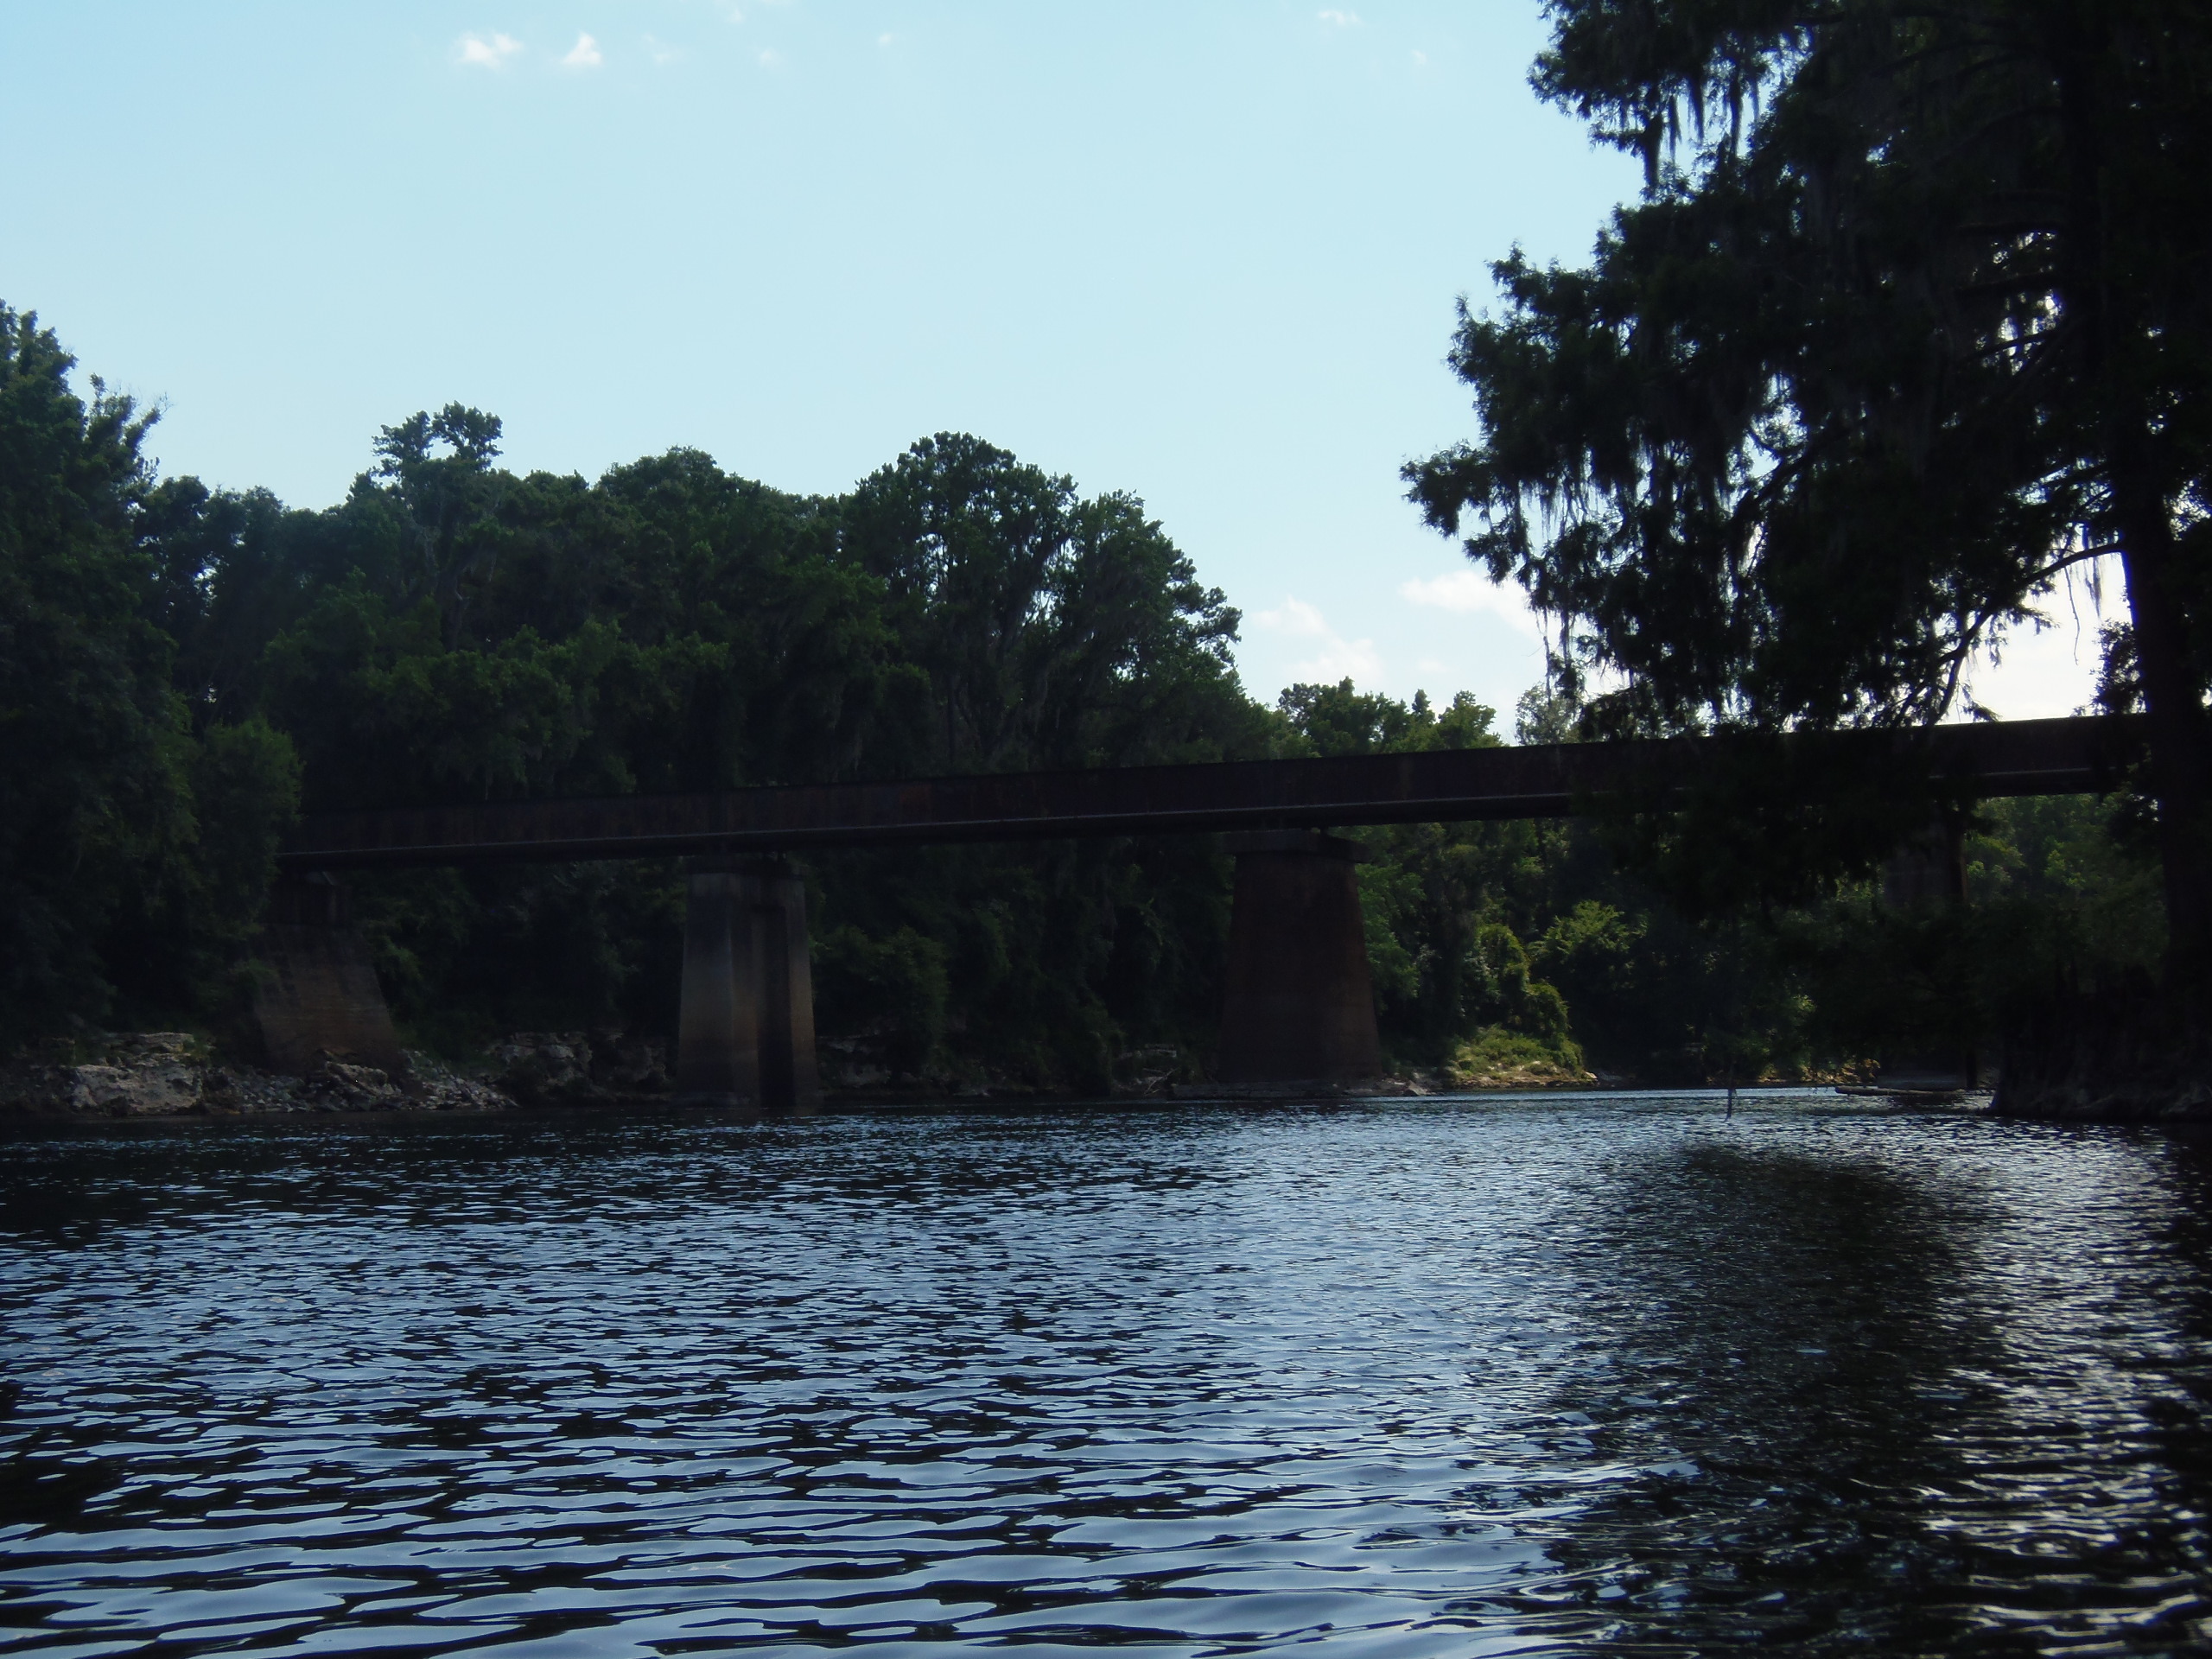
[251,873,415,1087]
[1881,817,1967,910]
[1878,817,1979,1090]
[677,856,819,1110]
[1217,831,1382,1085]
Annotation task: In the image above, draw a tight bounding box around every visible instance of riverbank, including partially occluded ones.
[8,1025,2195,1122]
[0,1028,1658,1122]
[0,1033,513,1119]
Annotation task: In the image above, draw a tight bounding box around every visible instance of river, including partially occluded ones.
[2,1095,2208,1655]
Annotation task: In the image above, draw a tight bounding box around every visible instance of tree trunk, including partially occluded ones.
[2051,8,2212,984]
[2115,478,2212,984]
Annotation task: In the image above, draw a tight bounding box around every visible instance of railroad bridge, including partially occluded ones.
[257,716,2133,1106]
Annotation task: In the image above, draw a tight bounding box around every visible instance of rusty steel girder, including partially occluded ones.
[275,715,2140,870]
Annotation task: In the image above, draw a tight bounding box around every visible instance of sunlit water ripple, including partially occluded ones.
[2,1095,2209,1655]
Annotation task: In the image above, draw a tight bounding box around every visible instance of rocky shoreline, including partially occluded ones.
[0,1029,698,1120]
[16,1028,2192,1121]
[0,1032,516,1119]
[0,1031,1601,1119]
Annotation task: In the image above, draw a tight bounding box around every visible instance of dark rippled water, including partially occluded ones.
[3,1096,2209,1656]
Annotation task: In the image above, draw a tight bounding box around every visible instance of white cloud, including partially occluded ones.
[878,32,894,47]
[1258,596,1329,638]
[455,31,523,69]
[1410,48,1429,67]
[644,34,683,66]
[1317,9,1361,26]
[1399,569,1542,635]
[561,32,601,68]
[757,47,785,69]
[1255,596,1382,686]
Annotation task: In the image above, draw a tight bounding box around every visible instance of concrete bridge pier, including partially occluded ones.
[1216,830,1382,1085]
[1881,816,1967,910]
[1878,817,1980,1090]
[251,872,416,1087]
[677,855,819,1110]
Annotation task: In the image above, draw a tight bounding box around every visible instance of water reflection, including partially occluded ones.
[1508,1139,1998,1647]
[0,1099,2205,1654]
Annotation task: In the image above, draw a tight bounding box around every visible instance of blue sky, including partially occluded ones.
[3,1,2113,722]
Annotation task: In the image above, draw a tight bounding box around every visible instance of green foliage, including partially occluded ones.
[0,307,172,1039]
[1784,796,2166,1062]
[1969,796,2167,975]
[1447,1027,1589,1090]
[1280,680,1500,755]
[2,300,2168,1087]
[1280,680,1595,1067]
[845,434,1249,772]
[258,587,732,807]
[2,346,1278,1077]
[1408,0,2212,962]
[187,720,302,925]
[0,307,307,1044]
[1414,0,2209,727]
[815,925,950,1077]
[92,714,303,1033]
[1275,676,1840,1084]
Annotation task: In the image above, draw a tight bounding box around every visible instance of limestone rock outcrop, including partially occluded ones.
[62,1033,207,1116]
[2,1033,515,1117]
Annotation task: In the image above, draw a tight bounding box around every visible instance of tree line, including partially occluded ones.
[0,302,2161,1088]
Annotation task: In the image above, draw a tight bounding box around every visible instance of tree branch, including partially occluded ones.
[2024,540,2122,587]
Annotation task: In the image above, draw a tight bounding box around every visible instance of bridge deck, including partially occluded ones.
[276,716,2138,870]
